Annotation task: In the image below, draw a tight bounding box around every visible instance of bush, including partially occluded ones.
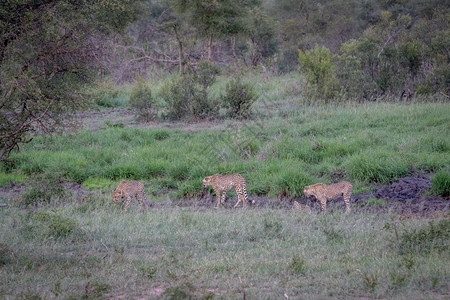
[88,80,127,107]
[289,254,307,275]
[298,45,339,100]
[431,170,450,196]
[129,78,157,121]
[161,61,220,120]
[221,79,257,119]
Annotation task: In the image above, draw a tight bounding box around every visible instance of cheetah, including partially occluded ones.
[112,180,147,212]
[303,181,353,213]
[202,173,253,208]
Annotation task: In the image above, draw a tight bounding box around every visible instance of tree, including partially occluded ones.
[0,0,139,162]
[246,6,278,66]
[173,0,256,61]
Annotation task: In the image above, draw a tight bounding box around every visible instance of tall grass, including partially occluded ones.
[2,101,448,197]
[1,199,448,298]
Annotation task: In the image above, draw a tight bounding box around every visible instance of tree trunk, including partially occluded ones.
[208,34,213,61]
[231,36,238,71]
[173,25,183,74]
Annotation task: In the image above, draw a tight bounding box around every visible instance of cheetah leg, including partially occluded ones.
[123,195,131,213]
[233,187,242,208]
[221,191,226,206]
[344,193,351,213]
[241,183,248,208]
[318,197,327,212]
[138,192,145,211]
[214,189,221,208]
[242,190,247,208]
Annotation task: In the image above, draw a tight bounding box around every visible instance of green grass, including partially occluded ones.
[0,171,26,187]
[2,101,449,197]
[431,170,450,196]
[0,74,449,299]
[1,199,448,299]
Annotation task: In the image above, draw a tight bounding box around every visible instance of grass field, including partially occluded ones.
[1,74,449,299]
[1,197,449,299]
[2,101,449,199]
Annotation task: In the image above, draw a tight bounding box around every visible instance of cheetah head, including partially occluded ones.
[112,189,122,202]
[303,185,314,198]
[202,174,219,188]
[202,176,212,188]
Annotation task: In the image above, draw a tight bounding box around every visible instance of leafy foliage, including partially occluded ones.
[129,77,157,121]
[221,79,257,119]
[33,211,83,241]
[298,45,339,100]
[162,61,220,120]
[0,0,140,161]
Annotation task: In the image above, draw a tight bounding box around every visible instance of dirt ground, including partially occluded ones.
[1,173,448,216]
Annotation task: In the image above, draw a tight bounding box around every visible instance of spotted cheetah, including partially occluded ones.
[112,180,147,212]
[303,181,353,213]
[202,173,253,208]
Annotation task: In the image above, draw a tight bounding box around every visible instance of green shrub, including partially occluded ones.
[152,129,170,141]
[0,171,27,187]
[176,178,203,198]
[167,163,190,181]
[298,45,339,100]
[161,61,219,120]
[221,79,257,119]
[363,197,387,206]
[104,163,142,180]
[142,159,167,177]
[431,170,450,196]
[88,80,127,107]
[129,77,157,121]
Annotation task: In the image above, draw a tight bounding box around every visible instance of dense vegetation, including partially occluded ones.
[1,1,449,299]
[119,0,449,99]
[2,74,449,199]
[1,0,449,161]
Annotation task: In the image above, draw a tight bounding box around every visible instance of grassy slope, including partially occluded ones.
[1,74,449,299]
